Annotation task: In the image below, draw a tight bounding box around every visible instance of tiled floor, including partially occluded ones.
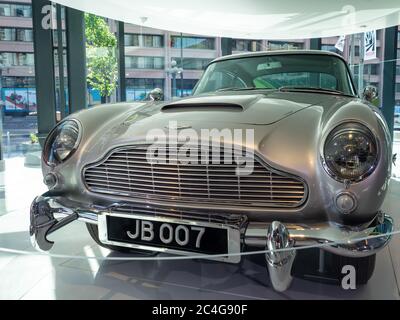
[0,157,399,300]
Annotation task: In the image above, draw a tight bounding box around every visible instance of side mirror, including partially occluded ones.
[362,85,378,102]
[148,88,163,101]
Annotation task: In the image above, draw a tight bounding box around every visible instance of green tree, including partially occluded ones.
[85,14,118,103]
[87,54,118,102]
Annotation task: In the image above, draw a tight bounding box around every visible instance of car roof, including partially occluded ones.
[211,50,344,63]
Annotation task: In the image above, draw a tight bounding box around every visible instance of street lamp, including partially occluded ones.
[166,60,183,99]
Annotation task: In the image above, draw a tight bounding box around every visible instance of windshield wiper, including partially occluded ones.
[216,87,264,92]
[278,86,353,96]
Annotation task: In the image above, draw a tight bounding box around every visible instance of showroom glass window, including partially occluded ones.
[173,57,211,70]
[174,79,198,97]
[391,27,400,177]
[1,76,36,114]
[397,28,400,104]
[0,3,32,17]
[126,78,164,101]
[367,64,379,75]
[321,44,337,53]
[125,56,164,69]
[125,33,164,48]
[2,76,35,88]
[232,39,263,52]
[354,45,360,56]
[0,28,33,41]
[268,41,303,50]
[170,36,215,50]
[0,52,34,66]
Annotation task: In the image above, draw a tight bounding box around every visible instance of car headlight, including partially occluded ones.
[43,120,81,165]
[323,122,378,182]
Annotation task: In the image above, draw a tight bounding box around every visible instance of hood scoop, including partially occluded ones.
[162,102,243,113]
[155,93,316,125]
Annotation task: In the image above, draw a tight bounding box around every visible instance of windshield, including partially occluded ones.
[193,53,356,96]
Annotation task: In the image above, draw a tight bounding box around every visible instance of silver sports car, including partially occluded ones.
[30,50,393,292]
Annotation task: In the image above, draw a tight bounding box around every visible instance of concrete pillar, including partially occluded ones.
[381,26,398,140]
[32,0,57,145]
[66,7,87,112]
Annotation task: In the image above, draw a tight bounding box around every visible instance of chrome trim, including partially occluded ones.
[43,119,83,167]
[265,221,296,292]
[98,212,242,263]
[82,144,308,209]
[334,191,357,214]
[245,212,393,258]
[362,85,378,102]
[109,203,245,225]
[31,196,392,259]
[43,172,59,189]
[30,196,393,291]
[46,198,98,224]
[321,121,380,183]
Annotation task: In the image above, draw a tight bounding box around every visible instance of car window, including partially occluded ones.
[194,54,356,96]
[253,72,337,90]
[197,64,247,92]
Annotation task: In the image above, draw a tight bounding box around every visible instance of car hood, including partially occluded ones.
[151,91,323,125]
[72,91,359,159]
[53,90,388,224]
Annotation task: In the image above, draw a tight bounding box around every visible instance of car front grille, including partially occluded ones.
[83,145,307,208]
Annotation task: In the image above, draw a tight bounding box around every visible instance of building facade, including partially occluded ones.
[1,0,400,113]
[0,0,35,115]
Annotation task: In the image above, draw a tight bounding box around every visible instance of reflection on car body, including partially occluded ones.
[30,50,393,292]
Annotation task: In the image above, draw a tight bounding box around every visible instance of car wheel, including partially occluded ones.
[86,223,158,256]
[328,253,376,285]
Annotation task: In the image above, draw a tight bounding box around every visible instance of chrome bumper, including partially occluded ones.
[30,195,394,291]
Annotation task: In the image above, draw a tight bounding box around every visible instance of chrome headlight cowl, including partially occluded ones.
[323,123,378,182]
[43,120,81,166]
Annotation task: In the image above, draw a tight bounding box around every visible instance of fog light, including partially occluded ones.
[335,192,357,214]
[44,173,58,189]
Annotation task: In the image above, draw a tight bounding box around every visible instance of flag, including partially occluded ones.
[364,30,376,61]
[334,35,346,52]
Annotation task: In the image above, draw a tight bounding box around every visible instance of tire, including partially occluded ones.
[86,223,158,256]
[326,252,376,285]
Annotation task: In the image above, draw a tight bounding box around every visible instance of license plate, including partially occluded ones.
[98,213,241,263]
